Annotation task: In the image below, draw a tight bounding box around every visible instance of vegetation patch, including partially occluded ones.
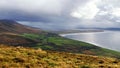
[0,45,120,68]
[21,33,120,58]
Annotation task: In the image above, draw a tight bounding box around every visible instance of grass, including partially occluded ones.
[21,33,120,58]
[0,45,120,68]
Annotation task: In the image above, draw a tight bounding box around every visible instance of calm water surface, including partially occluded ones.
[60,31,120,51]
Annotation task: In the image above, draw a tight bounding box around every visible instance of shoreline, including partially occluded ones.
[52,29,104,34]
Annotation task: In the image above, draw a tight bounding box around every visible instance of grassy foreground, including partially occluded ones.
[0,45,120,68]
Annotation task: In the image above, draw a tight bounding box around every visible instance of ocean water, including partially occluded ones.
[60,31,120,51]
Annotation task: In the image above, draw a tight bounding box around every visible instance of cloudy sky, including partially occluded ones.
[0,0,120,30]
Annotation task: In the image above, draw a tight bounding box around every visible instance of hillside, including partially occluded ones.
[21,33,120,58]
[0,19,120,59]
[0,19,43,34]
[0,45,120,68]
[0,33,37,46]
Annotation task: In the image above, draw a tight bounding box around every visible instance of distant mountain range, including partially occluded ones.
[77,27,120,31]
[51,27,120,34]
[51,29,104,34]
[102,28,120,31]
[0,19,120,59]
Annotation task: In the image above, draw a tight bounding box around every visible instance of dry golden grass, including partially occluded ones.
[0,45,120,68]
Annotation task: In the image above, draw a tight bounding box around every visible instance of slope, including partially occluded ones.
[0,19,120,59]
[21,33,120,58]
[0,45,120,68]
[0,19,43,34]
[0,33,37,46]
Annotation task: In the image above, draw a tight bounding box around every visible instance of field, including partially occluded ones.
[21,33,120,58]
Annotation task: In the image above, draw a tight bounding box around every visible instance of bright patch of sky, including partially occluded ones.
[112,8,120,17]
[71,0,100,19]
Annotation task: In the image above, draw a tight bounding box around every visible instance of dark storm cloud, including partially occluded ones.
[0,0,120,30]
[0,0,89,21]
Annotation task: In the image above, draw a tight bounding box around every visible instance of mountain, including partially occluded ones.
[0,19,43,34]
[0,19,120,59]
[104,28,120,31]
[0,45,120,68]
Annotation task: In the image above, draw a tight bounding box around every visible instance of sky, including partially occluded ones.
[0,0,120,30]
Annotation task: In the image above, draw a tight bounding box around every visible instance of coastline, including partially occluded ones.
[53,29,104,34]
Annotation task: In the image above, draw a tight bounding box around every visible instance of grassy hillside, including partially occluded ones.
[21,33,120,59]
[0,20,120,60]
[0,33,37,46]
[0,45,120,68]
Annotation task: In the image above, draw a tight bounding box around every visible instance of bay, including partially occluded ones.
[60,31,120,51]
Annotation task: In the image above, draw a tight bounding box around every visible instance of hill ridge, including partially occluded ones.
[0,19,43,34]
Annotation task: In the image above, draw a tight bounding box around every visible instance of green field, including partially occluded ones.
[21,33,120,58]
